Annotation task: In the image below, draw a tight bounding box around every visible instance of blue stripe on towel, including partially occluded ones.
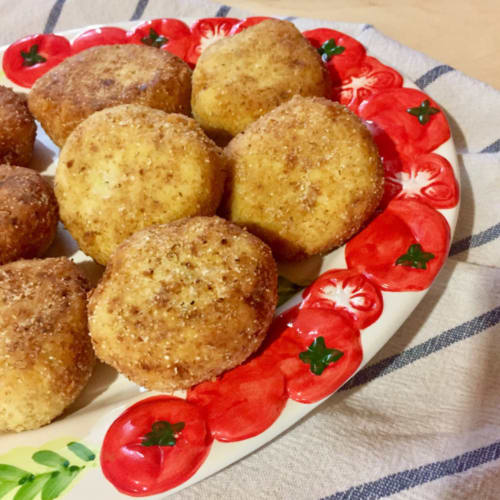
[130,0,149,21]
[321,440,500,499]
[480,138,500,153]
[415,64,454,89]
[43,0,66,33]
[341,306,500,391]
[449,223,500,256]
[215,5,231,17]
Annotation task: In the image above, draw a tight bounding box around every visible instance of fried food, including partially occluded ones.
[0,258,94,432]
[55,104,226,265]
[191,19,328,143]
[224,95,384,260]
[0,165,58,265]
[0,86,36,166]
[28,44,192,147]
[88,216,277,392]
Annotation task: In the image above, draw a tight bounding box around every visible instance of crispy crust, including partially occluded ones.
[0,165,59,265]
[88,216,277,392]
[55,105,227,265]
[0,86,36,166]
[28,44,192,147]
[0,258,94,432]
[192,19,329,142]
[224,95,384,260]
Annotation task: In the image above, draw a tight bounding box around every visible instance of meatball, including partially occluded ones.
[223,95,384,260]
[191,19,329,144]
[28,44,192,147]
[0,258,94,432]
[0,165,58,265]
[0,85,36,166]
[55,105,226,265]
[88,216,277,392]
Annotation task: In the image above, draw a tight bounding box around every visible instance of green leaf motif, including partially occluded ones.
[32,452,68,471]
[406,99,440,125]
[299,336,344,375]
[20,45,46,67]
[317,38,346,62]
[141,420,185,447]
[395,243,435,269]
[13,473,52,500]
[66,442,95,462]
[0,465,32,483]
[141,28,168,48]
[41,468,80,500]
[277,276,304,307]
[0,480,18,498]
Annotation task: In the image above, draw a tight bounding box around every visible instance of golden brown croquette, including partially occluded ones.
[0,165,58,265]
[28,44,192,147]
[0,258,94,432]
[191,19,329,143]
[88,216,277,392]
[55,105,226,265]
[0,86,36,166]
[223,95,384,260]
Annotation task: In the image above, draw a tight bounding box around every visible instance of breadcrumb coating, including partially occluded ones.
[0,164,58,265]
[0,258,94,432]
[0,86,36,166]
[224,95,384,260]
[192,19,329,143]
[88,216,277,392]
[28,44,192,147]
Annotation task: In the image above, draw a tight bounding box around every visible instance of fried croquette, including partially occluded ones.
[55,104,226,265]
[0,258,94,432]
[28,44,192,147]
[224,95,384,260]
[0,165,58,265]
[0,86,36,166]
[88,216,277,392]
[191,19,329,143]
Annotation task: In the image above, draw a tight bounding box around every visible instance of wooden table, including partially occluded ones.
[226,0,500,90]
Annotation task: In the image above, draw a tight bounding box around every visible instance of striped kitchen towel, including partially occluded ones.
[1,1,499,499]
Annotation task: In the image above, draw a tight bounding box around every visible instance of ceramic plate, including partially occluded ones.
[0,16,460,499]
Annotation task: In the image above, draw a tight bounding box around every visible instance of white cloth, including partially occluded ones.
[2,1,499,499]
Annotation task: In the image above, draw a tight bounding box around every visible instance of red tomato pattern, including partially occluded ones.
[332,56,403,113]
[128,18,192,60]
[71,27,128,54]
[2,34,71,87]
[301,269,383,329]
[382,153,459,209]
[3,18,456,496]
[187,354,287,442]
[101,396,212,496]
[359,88,451,157]
[302,28,366,80]
[345,199,450,291]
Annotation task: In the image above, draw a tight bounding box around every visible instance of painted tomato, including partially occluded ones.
[302,269,383,330]
[302,28,366,79]
[101,396,212,496]
[382,153,459,209]
[345,199,450,291]
[263,307,362,404]
[359,88,451,158]
[128,18,192,60]
[229,16,272,35]
[332,56,403,113]
[185,17,239,66]
[2,34,71,87]
[71,27,128,54]
[187,355,287,442]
